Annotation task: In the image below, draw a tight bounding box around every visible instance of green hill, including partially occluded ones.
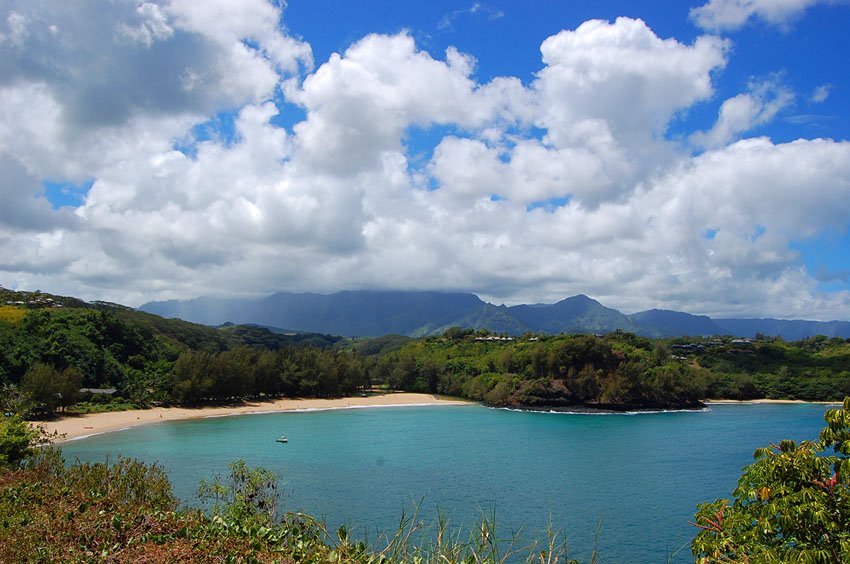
[0,288,347,410]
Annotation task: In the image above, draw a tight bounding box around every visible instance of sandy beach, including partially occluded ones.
[705,399,841,405]
[35,396,843,442]
[35,393,471,443]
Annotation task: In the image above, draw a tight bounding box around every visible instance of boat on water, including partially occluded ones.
[276,436,288,443]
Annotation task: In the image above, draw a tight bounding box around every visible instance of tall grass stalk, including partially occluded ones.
[320,502,598,563]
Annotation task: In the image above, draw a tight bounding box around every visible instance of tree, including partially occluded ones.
[198,460,280,530]
[0,414,39,467]
[21,363,62,417]
[170,351,213,403]
[57,367,82,411]
[20,363,83,416]
[443,326,472,340]
[389,354,418,390]
[0,383,28,415]
[692,397,850,562]
[653,342,670,366]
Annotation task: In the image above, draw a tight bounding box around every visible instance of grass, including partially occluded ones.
[0,305,26,325]
[70,399,143,414]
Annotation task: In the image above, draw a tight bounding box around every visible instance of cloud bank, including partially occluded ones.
[1,2,849,320]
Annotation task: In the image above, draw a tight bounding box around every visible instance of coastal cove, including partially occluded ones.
[59,402,836,562]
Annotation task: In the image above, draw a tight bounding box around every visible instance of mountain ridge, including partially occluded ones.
[139,290,850,340]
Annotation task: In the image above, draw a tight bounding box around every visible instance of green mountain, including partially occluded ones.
[143,290,489,337]
[508,294,638,334]
[140,290,850,339]
[430,303,530,336]
[628,309,725,337]
[141,291,634,337]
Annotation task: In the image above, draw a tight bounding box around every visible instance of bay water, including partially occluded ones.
[60,403,832,562]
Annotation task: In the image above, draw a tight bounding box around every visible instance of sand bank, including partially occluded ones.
[35,393,471,443]
[705,399,841,405]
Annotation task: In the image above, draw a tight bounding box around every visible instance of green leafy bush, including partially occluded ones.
[693,397,850,562]
[0,415,38,467]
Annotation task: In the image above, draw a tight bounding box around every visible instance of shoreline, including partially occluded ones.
[34,393,472,443]
[33,396,843,442]
[704,399,841,405]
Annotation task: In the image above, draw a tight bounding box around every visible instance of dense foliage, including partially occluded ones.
[689,334,850,400]
[168,346,367,404]
[693,397,850,562]
[380,331,707,409]
[0,415,38,467]
[0,289,352,411]
[378,330,850,408]
[0,451,309,562]
[2,287,850,417]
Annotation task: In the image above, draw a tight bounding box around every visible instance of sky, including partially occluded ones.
[1,0,850,320]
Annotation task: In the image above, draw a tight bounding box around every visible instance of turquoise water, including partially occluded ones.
[60,403,832,562]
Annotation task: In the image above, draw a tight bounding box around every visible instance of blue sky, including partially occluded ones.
[283,1,848,142]
[2,0,850,319]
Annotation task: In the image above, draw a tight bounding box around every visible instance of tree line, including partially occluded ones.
[3,301,850,417]
[379,330,850,407]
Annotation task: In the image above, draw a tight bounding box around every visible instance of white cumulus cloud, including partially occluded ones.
[690,77,794,149]
[691,0,836,31]
[1,4,849,320]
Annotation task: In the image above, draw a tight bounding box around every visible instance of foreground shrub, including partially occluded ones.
[1,449,593,563]
[0,415,38,467]
[0,451,299,562]
[693,397,850,562]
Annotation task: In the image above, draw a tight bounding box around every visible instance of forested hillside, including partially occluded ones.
[0,288,350,412]
[377,330,850,409]
[3,288,850,416]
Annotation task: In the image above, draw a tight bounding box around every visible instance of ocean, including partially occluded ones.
[60,402,832,562]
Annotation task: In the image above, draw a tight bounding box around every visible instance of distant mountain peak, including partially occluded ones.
[139,290,850,340]
[559,293,594,303]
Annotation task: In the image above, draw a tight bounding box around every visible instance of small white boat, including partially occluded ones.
[276,436,288,443]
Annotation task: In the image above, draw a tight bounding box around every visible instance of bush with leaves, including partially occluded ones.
[198,459,280,531]
[0,451,300,562]
[0,414,38,467]
[692,397,850,562]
